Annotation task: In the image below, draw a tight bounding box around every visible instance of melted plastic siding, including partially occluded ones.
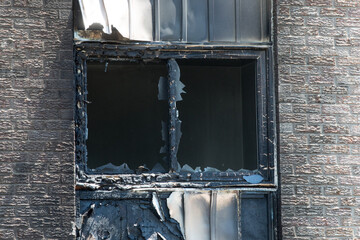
[76,0,270,44]
[78,191,274,240]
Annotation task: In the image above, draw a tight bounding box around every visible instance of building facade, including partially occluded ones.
[1,0,360,239]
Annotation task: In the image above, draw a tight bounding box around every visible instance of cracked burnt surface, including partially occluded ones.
[78,198,184,240]
[77,191,274,240]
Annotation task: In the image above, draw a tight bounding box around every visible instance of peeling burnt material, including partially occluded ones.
[158,60,185,171]
[167,59,183,171]
[78,198,184,240]
[152,192,165,222]
[75,53,87,181]
[77,190,276,240]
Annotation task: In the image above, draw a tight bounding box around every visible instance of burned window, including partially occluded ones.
[75,49,275,185]
[74,1,277,239]
[75,53,276,235]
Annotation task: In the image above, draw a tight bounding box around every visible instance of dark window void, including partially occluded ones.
[86,62,168,171]
[177,60,258,171]
[86,59,257,173]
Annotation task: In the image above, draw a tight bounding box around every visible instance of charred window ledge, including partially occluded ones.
[74,43,273,58]
[75,173,278,191]
[75,45,276,190]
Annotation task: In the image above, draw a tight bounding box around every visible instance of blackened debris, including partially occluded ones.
[79,199,184,240]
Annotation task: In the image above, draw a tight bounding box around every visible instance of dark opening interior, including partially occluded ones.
[177,59,258,171]
[86,58,258,173]
[86,61,168,171]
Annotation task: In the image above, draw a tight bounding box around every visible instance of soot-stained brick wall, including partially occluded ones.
[0,0,75,239]
[277,0,360,239]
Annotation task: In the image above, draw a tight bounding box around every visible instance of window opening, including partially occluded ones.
[177,59,258,171]
[84,57,265,177]
[86,62,168,172]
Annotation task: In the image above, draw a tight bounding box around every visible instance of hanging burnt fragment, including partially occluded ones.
[168,59,185,171]
[158,59,185,172]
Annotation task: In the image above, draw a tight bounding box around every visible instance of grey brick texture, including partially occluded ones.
[0,0,75,239]
[277,0,360,239]
[2,0,360,239]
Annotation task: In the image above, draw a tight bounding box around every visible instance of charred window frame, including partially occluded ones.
[75,45,276,189]
[74,1,278,238]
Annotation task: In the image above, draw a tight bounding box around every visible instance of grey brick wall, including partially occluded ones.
[0,0,75,239]
[277,0,360,239]
[2,0,360,238]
